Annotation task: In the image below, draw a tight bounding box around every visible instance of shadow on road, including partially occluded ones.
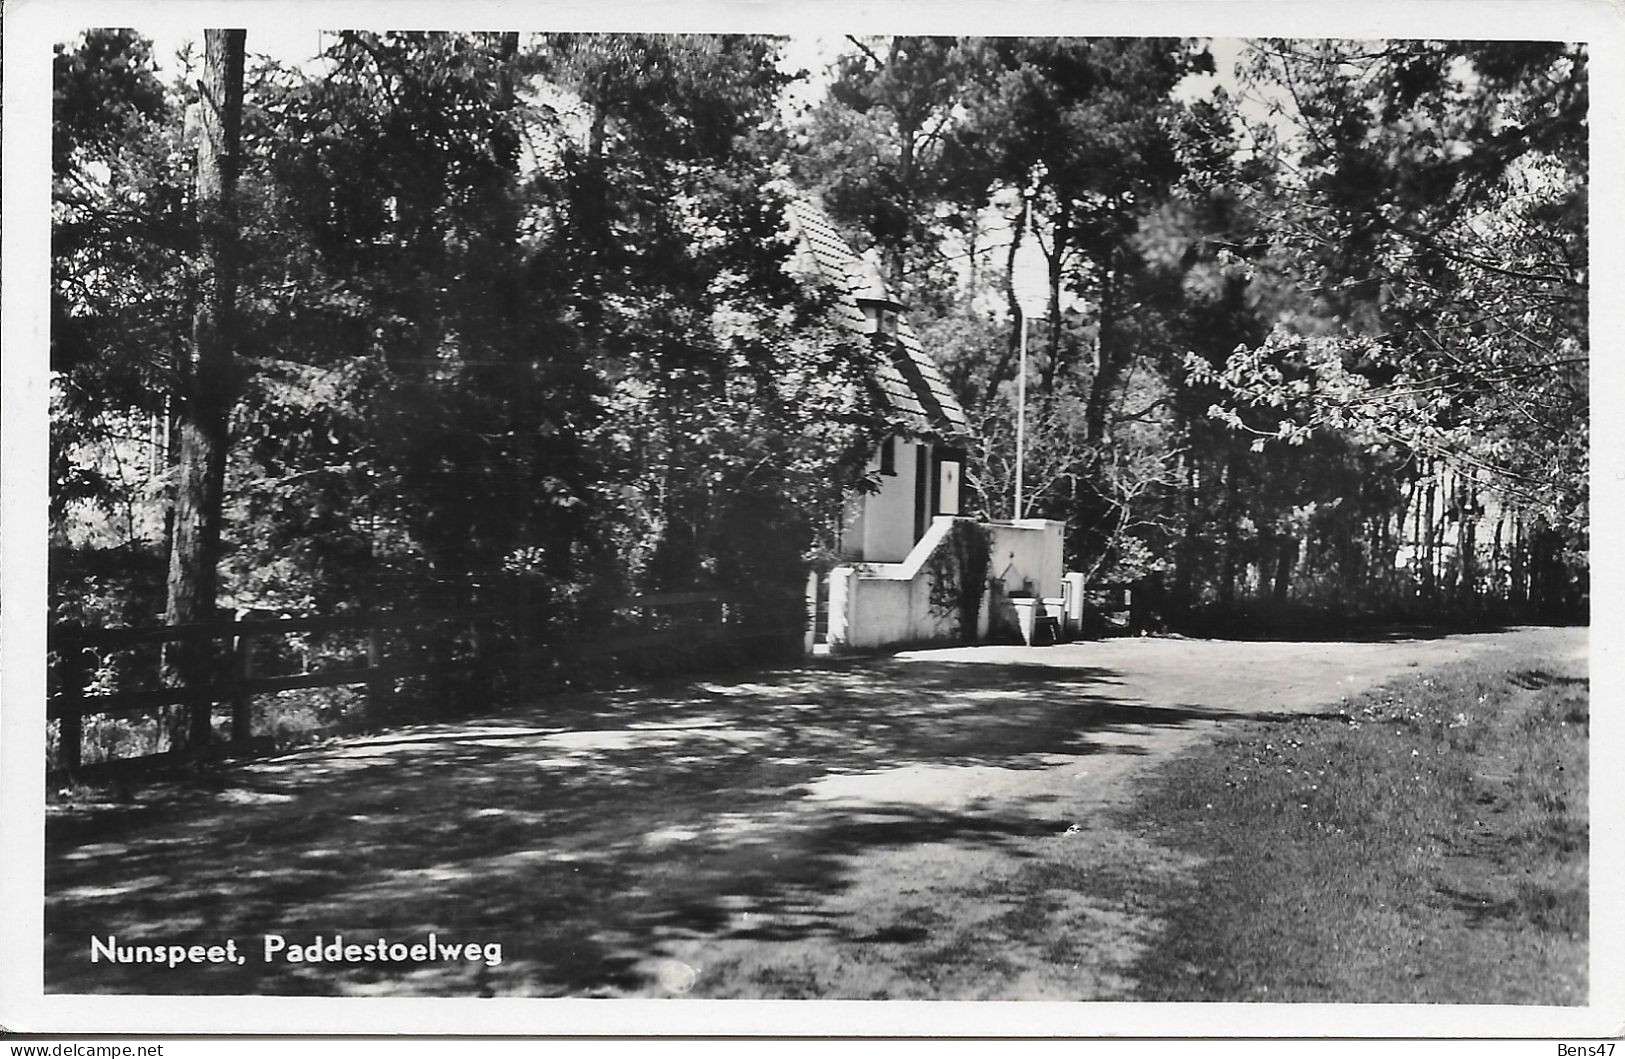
[45,654,1233,997]
[1170,621,1516,644]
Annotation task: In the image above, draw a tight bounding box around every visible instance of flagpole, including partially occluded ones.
[1015,307,1027,521]
[1013,188,1036,523]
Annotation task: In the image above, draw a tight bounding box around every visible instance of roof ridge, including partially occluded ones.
[783,193,971,440]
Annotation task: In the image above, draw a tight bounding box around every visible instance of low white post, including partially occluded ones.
[804,570,819,655]
[1063,572,1087,627]
[827,566,854,648]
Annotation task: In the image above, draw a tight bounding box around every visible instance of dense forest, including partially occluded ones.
[50,32,1588,751]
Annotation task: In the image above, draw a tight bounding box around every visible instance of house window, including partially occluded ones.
[879,436,896,476]
[860,304,900,337]
[933,447,966,517]
[937,459,962,516]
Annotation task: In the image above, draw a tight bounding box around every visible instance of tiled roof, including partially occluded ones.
[786,198,972,440]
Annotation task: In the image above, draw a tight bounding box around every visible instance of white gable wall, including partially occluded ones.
[843,438,928,563]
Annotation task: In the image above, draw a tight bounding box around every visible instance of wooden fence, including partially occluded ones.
[49,591,799,771]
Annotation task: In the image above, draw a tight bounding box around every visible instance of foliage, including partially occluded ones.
[960,38,1214,436]
[49,30,1590,718]
[530,33,883,607]
[926,519,993,640]
[51,30,189,530]
[50,30,892,711]
[792,36,994,307]
[1195,40,1587,593]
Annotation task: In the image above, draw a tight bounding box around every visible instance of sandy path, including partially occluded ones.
[44,625,1585,999]
[884,625,1590,807]
[651,626,1588,999]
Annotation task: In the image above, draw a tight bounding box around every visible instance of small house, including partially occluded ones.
[786,197,1076,650]
[785,197,974,562]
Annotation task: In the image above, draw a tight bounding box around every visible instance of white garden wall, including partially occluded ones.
[827,516,1065,650]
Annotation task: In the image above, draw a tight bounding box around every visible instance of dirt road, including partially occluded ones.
[44,625,1586,999]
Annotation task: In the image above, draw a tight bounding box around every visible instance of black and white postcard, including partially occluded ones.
[3,0,1619,1041]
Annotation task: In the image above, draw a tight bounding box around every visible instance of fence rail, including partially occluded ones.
[49,591,797,772]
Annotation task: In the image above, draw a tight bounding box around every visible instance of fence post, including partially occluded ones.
[469,617,491,692]
[367,623,387,712]
[231,628,255,744]
[56,635,85,772]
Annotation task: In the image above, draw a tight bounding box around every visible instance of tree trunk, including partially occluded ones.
[1457,470,1477,611]
[162,29,245,752]
[1039,202,1070,402]
[1510,511,1527,607]
[1173,446,1199,616]
[882,37,913,291]
[1421,461,1438,605]
[976,204,1028,420]
[1083,258,1125,446]
[1271,534,1297,603]
[1409,467,1423,602]
[1491,510,1505,604]
[1218,451,1239,606]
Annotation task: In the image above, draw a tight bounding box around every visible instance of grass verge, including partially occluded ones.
[1122,649,1588,1004]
